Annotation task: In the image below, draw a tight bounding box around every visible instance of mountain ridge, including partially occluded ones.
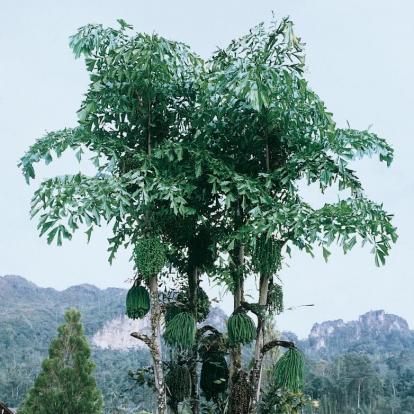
[294,309,414,361]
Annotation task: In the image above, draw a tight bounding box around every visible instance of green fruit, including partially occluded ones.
[273,348,306,392]
[165,302,183,324]
[194,286,210,322]
[126,285,150,319]
[252,235,282,275]
[227,312,256,346]
[165,286,210,323]
[134,237,165,279]
[267,283,284,314]
[165,363,191,402]
[229,371,250,413]
[164,312,196,349]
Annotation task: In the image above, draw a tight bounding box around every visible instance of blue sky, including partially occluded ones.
[1,0,413,337]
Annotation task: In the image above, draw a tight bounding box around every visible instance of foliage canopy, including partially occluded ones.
[19,17,396,268]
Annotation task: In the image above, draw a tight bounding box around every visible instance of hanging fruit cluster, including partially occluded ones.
[227,312,256,346]
[134,237,165,279]
[165,363,191,409]
[125,285,150,319]
[273,348,306,392]
[200,352,229,401]
[267,282,284,314]
[164,312,196,349]
[252,235,282,275]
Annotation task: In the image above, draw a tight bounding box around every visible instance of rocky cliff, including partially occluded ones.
[91,314,150,350]
[90,305,228,351]
[303,310,414,359]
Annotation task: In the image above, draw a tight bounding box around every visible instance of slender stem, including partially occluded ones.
[264,110,270,171]
[261,340,295,354]
[229,239,244,394]
[147,35,153,160]
[249,116,272,414]
[148,275,167,414]
[148,98,152,159]
[248,272,269,414]
[197,325,220,336]
[188,266,199,414]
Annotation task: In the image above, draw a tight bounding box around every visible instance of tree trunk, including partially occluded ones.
[188,266,199,414]
[142,93,166,413]
[357,377,366,411]
[248,272,269,414]
[229,243,244,389]
[229,242,245,414]
[248,346,264,414]
[148,275,167,414]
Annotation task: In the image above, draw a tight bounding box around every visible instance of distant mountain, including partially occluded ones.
[3,275,413,360]
[0,274,126,339]
[295,309,414,360]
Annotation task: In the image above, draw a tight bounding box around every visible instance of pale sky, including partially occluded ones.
[1,0,413,338]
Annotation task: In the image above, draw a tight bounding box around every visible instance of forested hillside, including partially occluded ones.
[2,275,414,413]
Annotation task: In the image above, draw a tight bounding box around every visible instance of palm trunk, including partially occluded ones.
[148,275,167,414]
[248,272,269,414]
[229,242,245,412]
[188,266,199,414]
[130,259,167,413]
